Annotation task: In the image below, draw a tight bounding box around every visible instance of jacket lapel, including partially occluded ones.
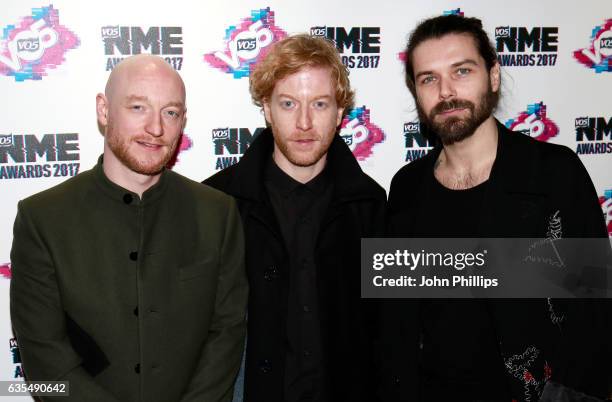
[478,121,548,237]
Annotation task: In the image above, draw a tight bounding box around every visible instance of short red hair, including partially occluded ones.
[250,34,354,111]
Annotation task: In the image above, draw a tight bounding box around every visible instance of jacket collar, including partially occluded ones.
[93,155,170,205]
[223,127,381,204]
[489,119,544,195]
[264,156,330,197]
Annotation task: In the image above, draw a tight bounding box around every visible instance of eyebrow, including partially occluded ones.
[164,101,186,109]
[415,58,480,80]
[277,94,334,100]
[451,58,479,68]
[125,95,148,103]
[124,95,185,109]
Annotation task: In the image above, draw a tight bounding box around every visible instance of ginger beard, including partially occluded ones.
[271,124,335,168]
[417,80,498,145]
[105,118,180,176]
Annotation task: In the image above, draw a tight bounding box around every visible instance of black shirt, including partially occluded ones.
[264,158,333,402]
[419,171,489,237]
[416,172,510,401]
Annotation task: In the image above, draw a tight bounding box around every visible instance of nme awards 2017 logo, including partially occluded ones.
[403,121,433,162]
[505,102,558,142]
[4,265,24,379]
[9,337,24,378]
[0,5,79,81]
[495,25,558,67]
[310,25,380,69]
[574,19,612,73]
[212,127,264,170]
[575,116,612,155]
[0,133,80,180]
[101,25,183,71]
[204,8,287,79]
[599,190,612,237]
[339,106,385,161]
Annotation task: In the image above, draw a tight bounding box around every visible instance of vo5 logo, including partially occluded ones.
[339,106,385,161]
[216,20,273,66]
[505,102,559,142]
[341,117,368,150]
[0,5,79,81]
[574,19,612,73]
[0,19,57,71]
[512,113,546,137]
[204,8,287,79]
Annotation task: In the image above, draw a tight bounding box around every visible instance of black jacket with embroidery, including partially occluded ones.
[380,120,610,401]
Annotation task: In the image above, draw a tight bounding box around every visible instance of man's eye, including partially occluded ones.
[457,68,471,76]
[280,100,294,109]
[313,101,328,109]
[421,76,435,85]
[165,110,179,118]
[131,105,143,111]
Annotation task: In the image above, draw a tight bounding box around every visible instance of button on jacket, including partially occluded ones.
[10,158,248,402]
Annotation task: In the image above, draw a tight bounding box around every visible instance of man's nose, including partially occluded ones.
[438,77,456,100]
[296,106,313,131]
[145,113,164,137]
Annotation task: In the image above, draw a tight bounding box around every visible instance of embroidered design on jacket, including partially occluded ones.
[505,346,550,402]
[545,211,565,325]
[546,210,562,239]
[547,298,564,327]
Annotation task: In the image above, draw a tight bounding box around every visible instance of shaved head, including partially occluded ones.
[104,54,185,103]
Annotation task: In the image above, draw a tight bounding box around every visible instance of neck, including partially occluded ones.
[273,150,327,184]
[102,148,161,198]
[440,116,498,172]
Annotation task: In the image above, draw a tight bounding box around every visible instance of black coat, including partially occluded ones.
[205,129,386,402]
[381,121,610,401]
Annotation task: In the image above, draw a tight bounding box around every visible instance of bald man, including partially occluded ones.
[10,55,248,402]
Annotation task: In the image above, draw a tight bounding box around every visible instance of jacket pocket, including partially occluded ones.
[179,258,216,281]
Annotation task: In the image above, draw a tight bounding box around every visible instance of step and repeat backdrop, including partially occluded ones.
[0,0,610,398]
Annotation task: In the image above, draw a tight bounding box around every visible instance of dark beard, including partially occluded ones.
[417,84,498,145]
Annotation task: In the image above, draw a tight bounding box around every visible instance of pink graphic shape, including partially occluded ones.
[203,8,287,78]
[507,104,559,143]
[599,192,612,237]
[0,5,80,80]
[167,133,193,169]
[340,106,386,161]
[0,263,11,279]
[573,19,612,72]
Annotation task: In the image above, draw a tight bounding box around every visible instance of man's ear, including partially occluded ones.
[96,93,109,128]
[263,101,271,124]
[336,107,345,127]
[490,62,501,93]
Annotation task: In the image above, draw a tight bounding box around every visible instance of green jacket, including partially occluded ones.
[10,159,248,402]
